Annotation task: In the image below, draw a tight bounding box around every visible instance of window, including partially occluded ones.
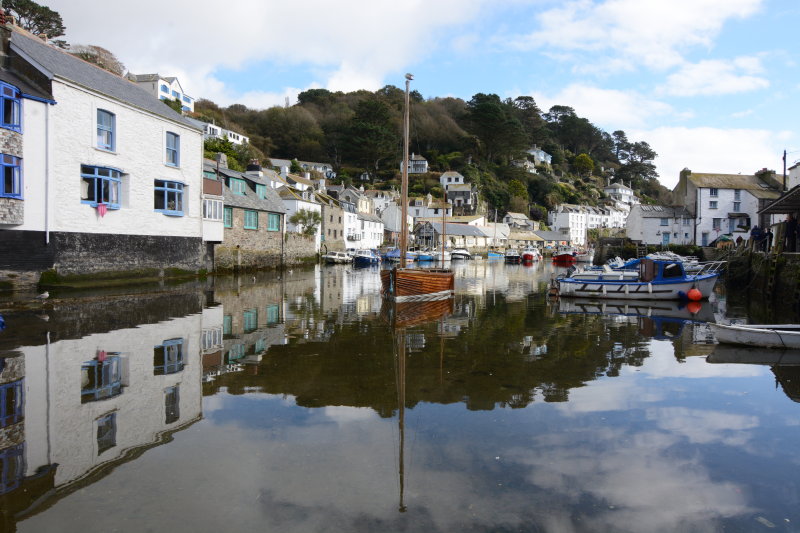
[0,154,21,199]
[733,202,741,212]
[266,304,281,325]
[660,218,669,226]
[244,210,258,229]
[81,165,121,209]
[228,344,245,361]
[96,109,115,151]
[0,82,21,132]
[201,327,222,350]
[96,413,116,455]
[230,178,247,195]
[268,213,281,231]
[203,170,217,180]
[203,198,223,220]
[182,95,191,103]
[154,180,184,215]
[224,207,233,228]
[734,189,741,201]
[153,338,184,375]
[713,218,722,230]
[165,385,180,424]
[172,90,179,98]
[160,84,169,93]
[709,188,718,197]
[223,314,232,336]
[683,217,691,225]
[181,106,190,112]
[0,379,23,428]
[243,309,258,333]
[256,184,267,199]
[81,356,122,403]
[0,444,24,494]
[166,132,180,166]
[709,201,718,209]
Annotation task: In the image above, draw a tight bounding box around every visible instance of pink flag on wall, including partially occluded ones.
[97,203,107,217]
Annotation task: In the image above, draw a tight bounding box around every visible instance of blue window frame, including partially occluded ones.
[181,106,190,112]
[0,82,21,132]
[0,444,24,495]
[244,210,258,229]
[256,184,267,199]
[81,356,122,403]
[165,385,180,424]
[97,109,115,151]
[228,344,245,361]
[96,412,116,455]
[160,84,169,93]
[182,95,192,103]
[0,154,22,199]
[268,213,281,231]
[0,379,23,428]
[224,207,233,228]
[81,165,121,209]
[153,338,185,375]
[230,178,246,195]
[266,304,281,325]
[223,314,232,336]
[660,218,669,226]
[154,179,184,215]
[166,132,180,166]
[255,338,267,353]
[243,309,258,333]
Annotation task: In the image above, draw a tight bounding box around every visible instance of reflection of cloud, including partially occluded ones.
[323,406,378,423]
[647,407,758,445]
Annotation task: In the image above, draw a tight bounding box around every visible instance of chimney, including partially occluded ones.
[246,159,263,177]
[304,171,311,180]
[214,152,228,169]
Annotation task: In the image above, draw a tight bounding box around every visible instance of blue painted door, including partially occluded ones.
[662,232,670,246]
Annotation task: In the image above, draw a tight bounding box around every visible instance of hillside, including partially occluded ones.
[192,88,673,220]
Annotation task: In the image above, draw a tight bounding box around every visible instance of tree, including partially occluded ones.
[508,179,528,199]
[204,137,244,171]
[5,0,65,42]
[162,97,183,114]
[290,209,322,236]
[290,159,303,173]
[573,153,594,176]
[69,44,125,75]
[344,98,399,171]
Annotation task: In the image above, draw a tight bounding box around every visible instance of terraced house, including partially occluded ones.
[0,22,206,287]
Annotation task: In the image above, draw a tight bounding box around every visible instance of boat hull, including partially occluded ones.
[709,323,800,349]
[521,252,539,262]
[380,267,455,301]
[553,254,576,264]
[558,274,718,300]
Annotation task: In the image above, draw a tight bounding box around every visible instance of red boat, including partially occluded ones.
[552,245,577,264]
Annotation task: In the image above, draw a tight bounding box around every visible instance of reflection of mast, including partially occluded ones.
[395,329,407,513]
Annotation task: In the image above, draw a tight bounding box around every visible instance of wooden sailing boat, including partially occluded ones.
[381,73,454,301]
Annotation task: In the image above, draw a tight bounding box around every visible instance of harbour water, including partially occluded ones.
[1,261,799,533]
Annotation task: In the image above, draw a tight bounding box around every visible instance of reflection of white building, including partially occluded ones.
[16,312,203,496]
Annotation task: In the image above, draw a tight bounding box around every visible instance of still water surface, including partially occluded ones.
[1,261,799,533]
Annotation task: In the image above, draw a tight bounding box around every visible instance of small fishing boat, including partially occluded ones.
[521,247,540,263]
[415,250,436,262]
[552,245,576,264]
[505,248,521,264]
[450,248,471,260]
[487,250,504,260]
[322,251,352,264]
[709,323,800,349]
[575,248,594,263]
[430,248,451,261]
[352,249,381,267]
[384,248,417,262]
[555,258,723,300]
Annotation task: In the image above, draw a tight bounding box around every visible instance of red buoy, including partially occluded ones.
[686,301,702,314]
[687,288,702,301]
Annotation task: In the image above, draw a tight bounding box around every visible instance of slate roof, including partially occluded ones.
[203,161,285,213]
[633,205,692,218]
[535,230,569,242]
[10,28,198,130]
[357,212,383,224]
[687,172,777,191]
[417,222,487,237]
[447,184,472,192]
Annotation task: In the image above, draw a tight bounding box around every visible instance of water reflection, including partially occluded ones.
[0,263,798,532]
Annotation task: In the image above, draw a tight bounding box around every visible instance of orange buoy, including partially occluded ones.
[686,301,702,314]
[687,288,702,301]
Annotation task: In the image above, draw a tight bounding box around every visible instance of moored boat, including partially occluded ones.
[505,248,521,264]
[323,251,352,264]
[450,248,471,260]
[352,249,381,267]
[556,258,723,300]
[487,250,504,260]
[521,247,540,263]
[552,245,576,264]
[709,323,800,349]
[575,248,594,263]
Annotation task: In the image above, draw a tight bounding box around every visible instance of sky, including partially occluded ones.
[45,0,799,189]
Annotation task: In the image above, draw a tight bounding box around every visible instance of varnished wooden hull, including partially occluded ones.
[380,267,455,301]
[380,297,454,328]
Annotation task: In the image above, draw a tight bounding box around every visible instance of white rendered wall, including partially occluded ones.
[12,97,48,231]
[48,81,203,238]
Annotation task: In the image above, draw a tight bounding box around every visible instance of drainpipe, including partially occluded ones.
[45,102,51,244]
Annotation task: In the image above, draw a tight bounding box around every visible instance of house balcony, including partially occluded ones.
[203,178,222,196]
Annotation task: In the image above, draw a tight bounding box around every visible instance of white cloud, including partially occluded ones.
[663,56,770,96]
[514,0,764,71]
[48,0,492,107]
[531,83,677,130]
[630,126,790,188]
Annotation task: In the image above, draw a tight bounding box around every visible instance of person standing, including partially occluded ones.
[787,214,797,253]
[764,227,773,252]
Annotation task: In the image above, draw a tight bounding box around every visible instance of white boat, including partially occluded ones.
[552,245,576,263]
[556,258,724,300]
[450,248,472,260]
[323,251,352,264]
[430,249,451,261]
[558,297,714,323]
[521,247,540,263]
[504,248,521,263]
[708,345,800,365]
[709,323,800,349]
[575,249,594,263]
[647,251,702,273]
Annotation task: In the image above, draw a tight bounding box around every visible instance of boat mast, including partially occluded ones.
[441,190,446,262]
[399,73,413,269]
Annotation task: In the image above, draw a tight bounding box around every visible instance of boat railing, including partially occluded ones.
[693,261,726,276]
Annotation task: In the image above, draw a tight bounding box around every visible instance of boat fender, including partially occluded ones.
[687,288,702,301]
[677,291,687,300]
[647,283,652,294]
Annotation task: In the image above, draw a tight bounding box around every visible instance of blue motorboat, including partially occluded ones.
[353,249,381,267]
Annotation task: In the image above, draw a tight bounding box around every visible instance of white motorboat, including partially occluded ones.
[450,248,472,260]
[322,251,352,264]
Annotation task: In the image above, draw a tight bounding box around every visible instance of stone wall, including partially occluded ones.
[0,126,23,225]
